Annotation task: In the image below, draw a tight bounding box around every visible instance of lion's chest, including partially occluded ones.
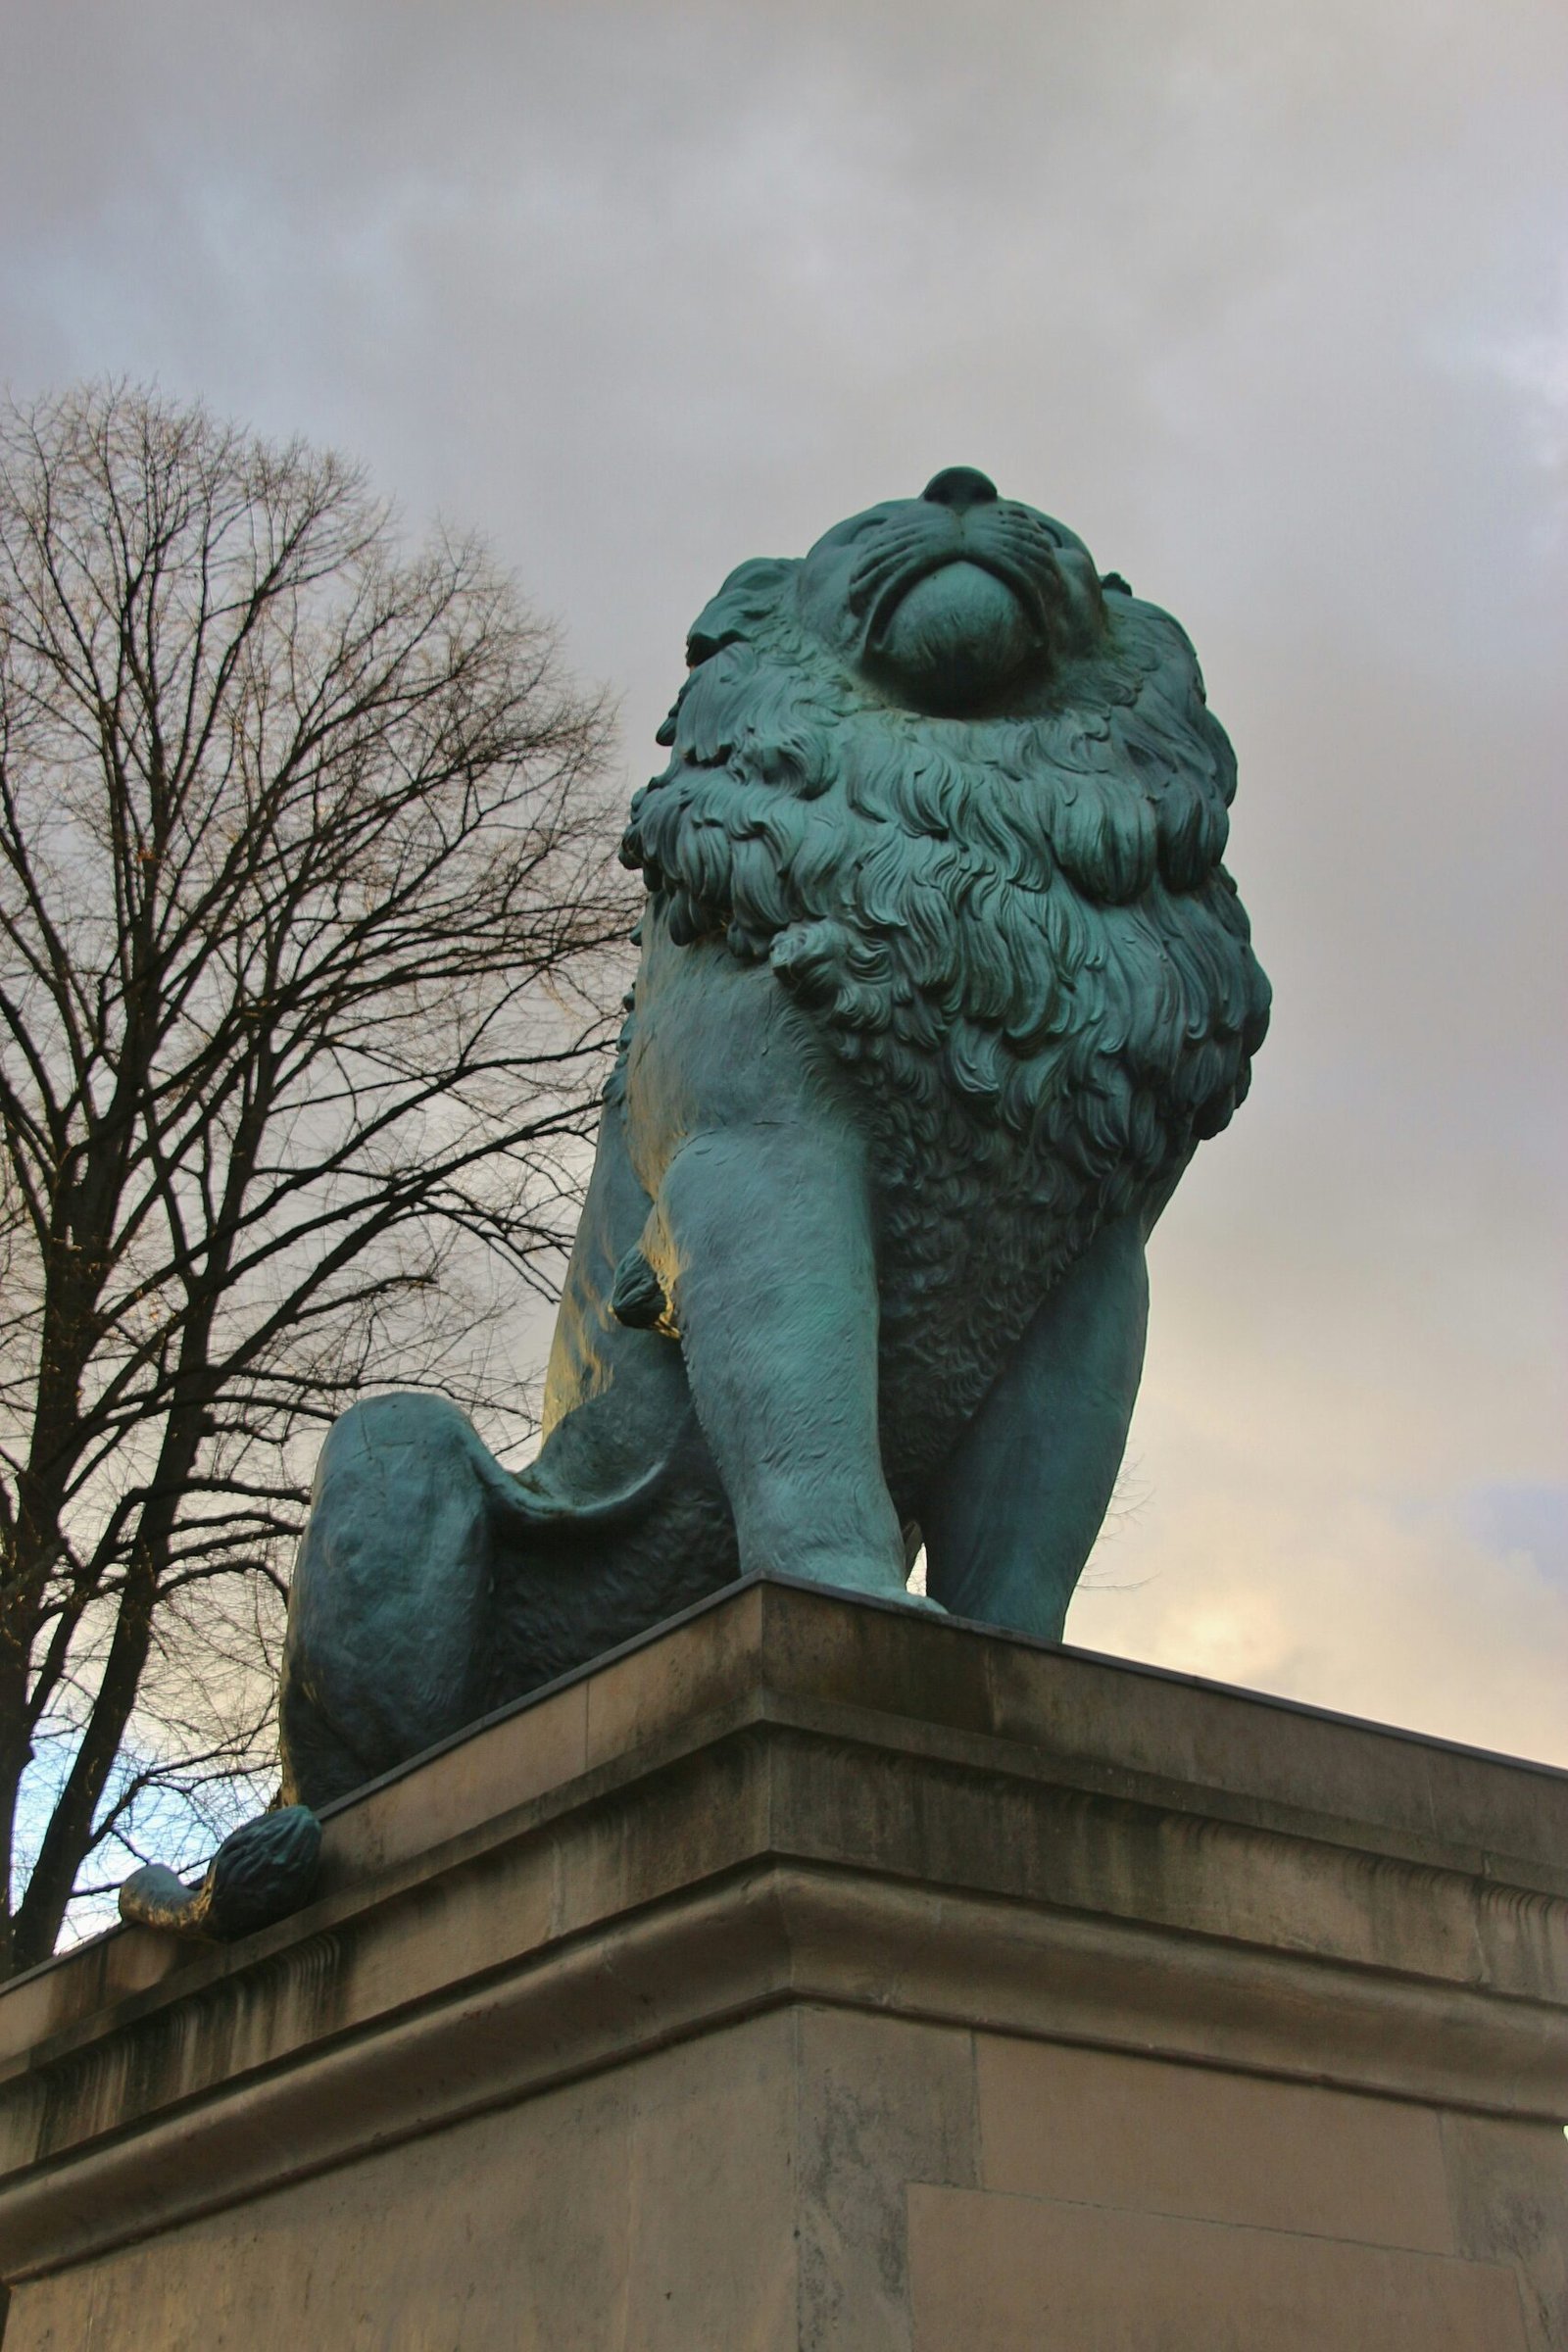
[865,1113,1099,1487]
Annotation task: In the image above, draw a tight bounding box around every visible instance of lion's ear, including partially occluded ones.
[657,559,798,748]
[684,558,797,666]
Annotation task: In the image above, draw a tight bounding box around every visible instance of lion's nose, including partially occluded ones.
[922,466,999,511]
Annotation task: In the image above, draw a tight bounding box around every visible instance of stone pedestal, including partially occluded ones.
[1,1576,1565,2348]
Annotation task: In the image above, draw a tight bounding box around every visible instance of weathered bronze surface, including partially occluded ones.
[124,469,1269,1936]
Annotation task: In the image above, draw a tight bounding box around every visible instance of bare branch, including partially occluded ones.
[0,381,636,1972]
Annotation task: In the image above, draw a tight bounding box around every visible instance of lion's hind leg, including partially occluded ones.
[279,1392,502,1806]
[920,1215,1149,1641]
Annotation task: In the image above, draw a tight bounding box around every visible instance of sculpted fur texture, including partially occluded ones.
[125,468,1270,1928]
[621,499,1268,1485]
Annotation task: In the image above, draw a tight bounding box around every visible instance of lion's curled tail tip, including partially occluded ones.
[119,1803,322,1941]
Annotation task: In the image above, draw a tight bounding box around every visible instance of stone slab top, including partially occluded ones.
[4,1572,1566,2074]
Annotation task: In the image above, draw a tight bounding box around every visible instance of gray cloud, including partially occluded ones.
[4,0,1564,1753]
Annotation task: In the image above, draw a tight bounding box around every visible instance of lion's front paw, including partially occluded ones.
[787,1559,947,1616]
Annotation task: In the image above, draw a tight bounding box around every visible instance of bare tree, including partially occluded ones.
[0,383,635,1974]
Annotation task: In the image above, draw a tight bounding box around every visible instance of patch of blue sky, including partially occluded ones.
[1464,1481,1568,1589]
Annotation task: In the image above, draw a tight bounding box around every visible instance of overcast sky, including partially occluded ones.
[4,0,1563,1761]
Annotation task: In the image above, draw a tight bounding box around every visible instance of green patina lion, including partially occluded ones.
[123,467,1269,1936]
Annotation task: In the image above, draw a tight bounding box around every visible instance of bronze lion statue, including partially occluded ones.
[122,466,1269,1935]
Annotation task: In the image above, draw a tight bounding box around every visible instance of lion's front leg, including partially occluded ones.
[653,1119,913,1603]
[921,1213,1149,1639]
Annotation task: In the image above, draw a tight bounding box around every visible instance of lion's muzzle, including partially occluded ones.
[848,476,1073,715]
[868,559,1040,714]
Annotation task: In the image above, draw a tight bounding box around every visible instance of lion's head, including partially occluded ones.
[622,469,1269,1288]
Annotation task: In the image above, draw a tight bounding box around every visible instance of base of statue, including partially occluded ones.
[1,1576,1565,2348]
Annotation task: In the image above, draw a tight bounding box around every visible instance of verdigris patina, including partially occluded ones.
[122,466,1268,1937]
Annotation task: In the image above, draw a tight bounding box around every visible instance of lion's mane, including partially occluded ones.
[620,562,1270,1482]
